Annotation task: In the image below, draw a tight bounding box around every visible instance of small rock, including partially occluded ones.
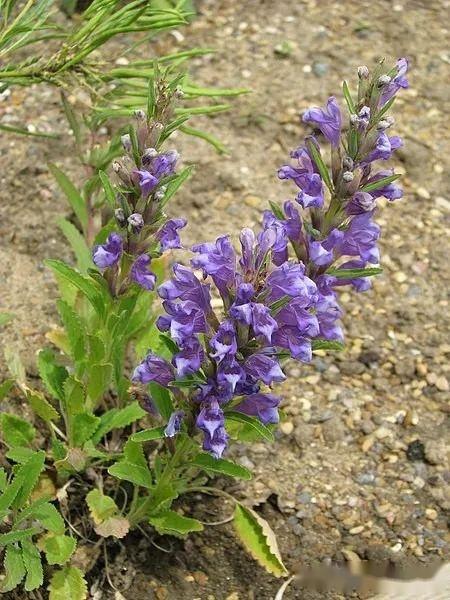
[425,508,438,521]
[356,472,375,485]
[312,61,329,77]
[349,525,365,535]
[406,439,425,462]
[424,439,447,465]
[321,417,346,443]
[280,421,294,435]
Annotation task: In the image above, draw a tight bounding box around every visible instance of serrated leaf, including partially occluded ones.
[1,543,25,592]
[148,382,173,420]
[0,528,38,546]
[38,348,68,401]
[64,376,85,416]
[225,411,274,442]
[190,453,252,480]
[131,426,166,443]
[86,489,118,524]
[108,440,152,488]
[233,503,287,577]
[326,266,382,278]
[149,510,203,537]
[31,502,65,534]
[86,362,112,406]
[42,534,76,565]
[71,413,100,447]
[49,164,88,232]
[91,401,146,444]
[6,446,36,463]
[94,517,130,539]
[13,451,46,509]
[0,413,35,448]
[57,300,87,363]
[57,218,92,273]
[24,387,59,422]
[21,539,44,591]
[48,566,87,600]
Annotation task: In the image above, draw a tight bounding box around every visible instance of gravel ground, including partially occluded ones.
[0,1,449,598]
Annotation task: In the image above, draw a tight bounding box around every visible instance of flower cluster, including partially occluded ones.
[92,109,186,295]
[132,59,409,459]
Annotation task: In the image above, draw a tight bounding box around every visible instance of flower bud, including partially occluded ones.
[343,156,354,170]
[377,74,391,87]
[142,147,158,165]
[121,134,132,152]
[174,87,184,99]
[350,114,359,125]
[112,161,121,173]
[115,208,127,227]
[134,109,146,121]
[357,65,369,79]
[377,119,392,130]
[128,213,144,233]
[343,171,354,182]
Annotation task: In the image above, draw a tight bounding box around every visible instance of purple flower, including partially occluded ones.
[265,262,317,304]
[365,170,403,201]
[244,353,286,385]
[283,201,303,242]
[158,263,211,314]
[92,233,123,269]
[346,192,377,215]
[131,254,156,290]
[308,239,334,267]
[210,320,237,362]
[363,133,403,163]
[235,393,280,425]
[296,173,324,209]
[173,338,205,377]
[149,150,178,178]
[315,292,344,341]
[278,147,324,208]
[191,236,236,294]
[303,97,342,146]
[132,352,174,387]
[196,400,228,458]
[164,410,185,437]
[273,299,319,361]
[157,300,208,345]
[260,212,288,266]
[336,213,381,264]
[217,358,245,393]
[135,170,159,197]
[380,58,409,105]
[156,218,187,251]
[230,301,278,343]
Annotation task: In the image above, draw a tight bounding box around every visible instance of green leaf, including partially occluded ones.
[61,92,82,150]
[148,382,173,420]
[312,339,345,352]
[45,259,106,318]
[4,346,26,384]
[225,411,274,442]
[326,266,382,278]
[374,96,396,123]
[360,173,400,193]
[71,413,101,447]
[0,413,35,447]
[342,80,356,114]
[0,312,14,327]
[0,378,15,401]
[21,539,44,591]
[63,376,85,416]
[131,426,166,443]
[30,502,65,534]
[0,123,58,139]
[179,125,228,154]
[1,544,25,592]
[0,528,38,546]
[92,401,146,444]
[98,170,116,209]
[108,440,152,488]
[0,468,6,492]
[38,348,68,401]
[191,453,252,480]
[306,139,333,192]
[86,489,118,524]
[48,566,87,600]
[49,164,88,232]
[268,201,285,220]
[12,451,46,509]
[43,534,76,565]
[57,218,92,273]
[5,447,36,464]
[233,503,287,577]
[25,387,59,422]
[86,363,112,406]
[149,510,203,537]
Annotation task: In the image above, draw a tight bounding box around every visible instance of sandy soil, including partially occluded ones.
[0,1,449,598]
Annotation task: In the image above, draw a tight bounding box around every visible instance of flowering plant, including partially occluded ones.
[0,58,408,595]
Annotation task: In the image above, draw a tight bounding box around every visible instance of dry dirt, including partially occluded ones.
[0,1,449,598]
